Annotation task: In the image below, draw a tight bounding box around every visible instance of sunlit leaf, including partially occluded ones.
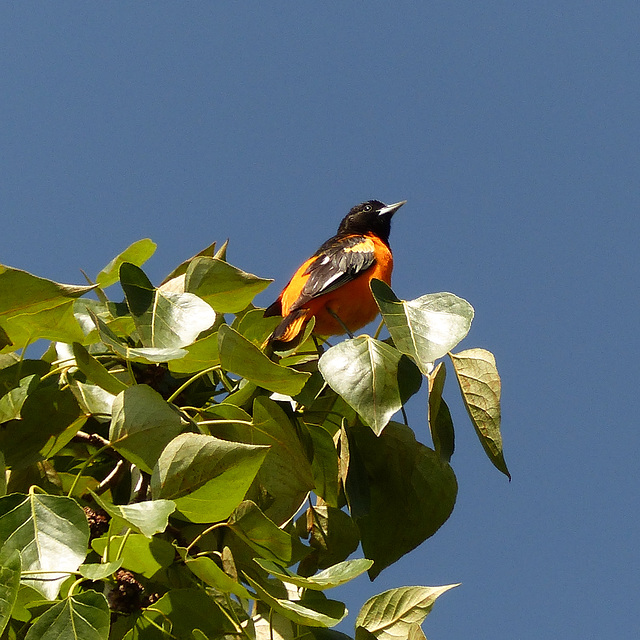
[0,493,89,599]
[151,433,269,523]
[0,265,94,352]
[89,310,188,363]
[356,584,459,640]
[120,262,215,349]
[449,348,509,478]
[255,558,372,590]
[95,238,157,288]
[245,574,347,628]
[318,337,421,435]
[132,589,236,639]
[186,256,272,313]
[371,280,474,374]
[91,534,174,579]
[167,331,219,374]
[89,490,175,537]
[218,325,310,396]
[184,555,251,598]
[109,384,184,474]
[23,590,110,640]
[78,560,123,580]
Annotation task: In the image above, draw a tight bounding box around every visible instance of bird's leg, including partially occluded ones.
[326,307,354,338]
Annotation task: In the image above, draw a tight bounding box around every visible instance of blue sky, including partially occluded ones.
[2,3,639,638]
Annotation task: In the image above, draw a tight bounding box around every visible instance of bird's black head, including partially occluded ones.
[336,199,406,244]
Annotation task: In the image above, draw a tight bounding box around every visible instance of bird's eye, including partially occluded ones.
[363,204,372,212]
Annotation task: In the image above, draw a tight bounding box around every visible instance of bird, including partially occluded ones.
[264,199,406,349]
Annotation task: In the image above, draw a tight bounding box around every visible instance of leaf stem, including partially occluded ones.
[166,365,222,404]
[185,522,228,555]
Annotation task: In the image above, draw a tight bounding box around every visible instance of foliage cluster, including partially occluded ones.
[0,239,507,640]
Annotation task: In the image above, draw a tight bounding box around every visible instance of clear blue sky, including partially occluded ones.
[2,3,639,638]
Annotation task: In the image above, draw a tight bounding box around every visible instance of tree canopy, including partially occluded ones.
[0,239,507,640]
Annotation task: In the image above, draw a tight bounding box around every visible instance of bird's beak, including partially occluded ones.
[379,200,407,217]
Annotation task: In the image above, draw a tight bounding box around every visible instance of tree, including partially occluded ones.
[0,239,507,640]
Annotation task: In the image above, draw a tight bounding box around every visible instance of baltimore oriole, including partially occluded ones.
[264,199,406,348]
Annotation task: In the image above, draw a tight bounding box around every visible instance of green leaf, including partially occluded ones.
[0,546,21,635]
[120,262,215,349]
[91,534,175,578]
[346,423,457,580]
[0,373,39,422]
[0,452,5,497]
[318,337,422,436]
[449,348,509,478]
[167,331,220,374]
[109,385,184,474]
[95,238,157,288]
[151,433,269,523]
[218,325,310,396]
[0,493,89,599]
[72,342,128,395]
[0,265,94,351]
[307,424,339,507]
[186,256,272,313]
[89,310,188,363]
[427,363,455,463]
[23,590,110,640]
[355,585,459,640]
[246,574,347,628]
[229,501,294,564]
[78,561,123,581]
[129,589,235,639]
[255,558,373,590]
[89,491,175,537]
[0,386,82,469]
[184,555,251,598]
[160,240,218,286]
[251,397,315,525]
[371,280,474,373]
[297,506,360,575]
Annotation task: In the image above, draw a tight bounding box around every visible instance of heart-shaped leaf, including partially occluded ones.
[346,423,457,579]
[0,493,89,599]
[371,280,474,374]
[120,262,215,350]
[151,433,269,523]
[23,590,110,640]
[109,384,184,473]
[318,337,421,435]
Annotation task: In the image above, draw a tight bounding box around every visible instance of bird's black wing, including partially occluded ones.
[290,234,376,310]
